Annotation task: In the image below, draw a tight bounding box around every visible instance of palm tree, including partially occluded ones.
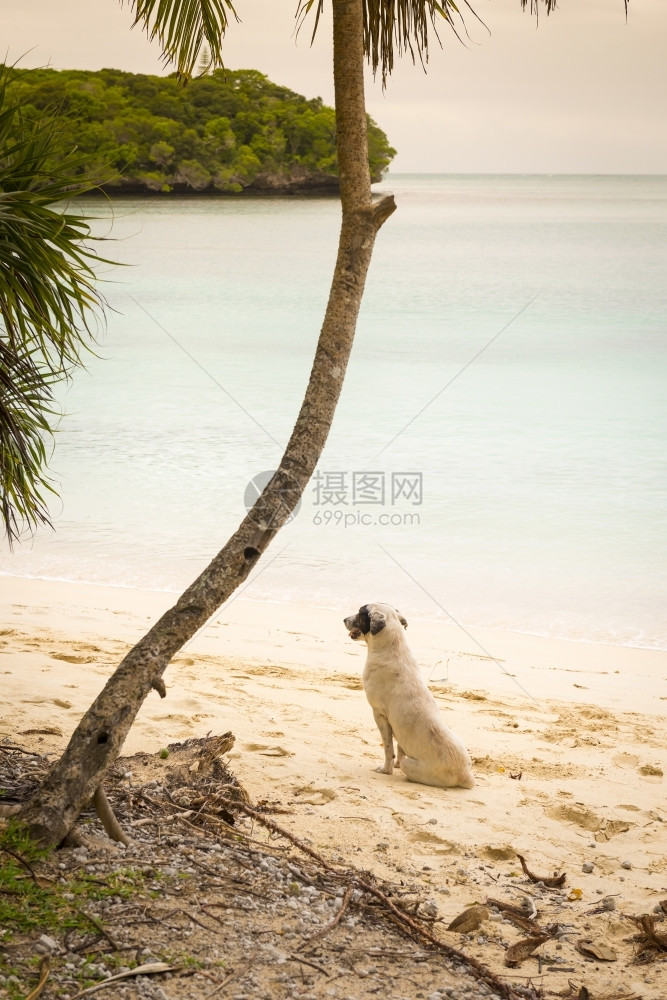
[0,65,108,545]
[15,0,606,845]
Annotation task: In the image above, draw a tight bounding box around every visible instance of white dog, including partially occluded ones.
[344,603,475,789]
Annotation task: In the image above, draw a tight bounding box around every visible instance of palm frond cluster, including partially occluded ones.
[0,65,107,544]
[296,0,588,88]
[129,1,630,90]
[125,0,239,78]
[362,0,465,83]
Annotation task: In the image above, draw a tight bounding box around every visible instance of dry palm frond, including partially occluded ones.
[523,0,629,16]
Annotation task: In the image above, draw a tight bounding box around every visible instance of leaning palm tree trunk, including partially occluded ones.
[18,0,395,847]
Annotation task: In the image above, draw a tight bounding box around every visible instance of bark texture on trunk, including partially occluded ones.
[18,0,396,848]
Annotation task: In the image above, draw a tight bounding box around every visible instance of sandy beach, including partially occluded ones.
[1,574,666,997]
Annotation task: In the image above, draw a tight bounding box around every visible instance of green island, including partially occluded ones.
[9,66,396,194]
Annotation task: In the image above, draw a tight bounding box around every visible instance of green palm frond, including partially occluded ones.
[0,340,58,544]
[0,64,110,544]
[0,69,108,370]
[296,0,483,85]
[123,0,239,78]
[361,0,469,83]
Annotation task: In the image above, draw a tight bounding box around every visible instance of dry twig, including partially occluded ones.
[515,852,566,888]
[301,884,353,947]
[205,961,253,998]
[73,907,120,952]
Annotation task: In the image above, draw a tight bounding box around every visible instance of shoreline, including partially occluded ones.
[3,568,666,652]
[2,574,666,720]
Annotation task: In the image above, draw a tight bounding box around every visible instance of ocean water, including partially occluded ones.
[2,174,666,649]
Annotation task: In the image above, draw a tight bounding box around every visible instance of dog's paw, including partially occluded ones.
[375,764,394,775]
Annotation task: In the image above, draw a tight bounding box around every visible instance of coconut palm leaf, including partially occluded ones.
[296,0,464,84]
[298,0,628,85]
[0,64,109,543]
[0,340,58,544]
[123,0,239,78]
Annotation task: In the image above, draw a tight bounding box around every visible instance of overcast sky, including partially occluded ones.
[4,0,666,172]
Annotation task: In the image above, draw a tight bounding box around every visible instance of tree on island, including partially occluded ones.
[9,66,396,194]
[8,0,616,846]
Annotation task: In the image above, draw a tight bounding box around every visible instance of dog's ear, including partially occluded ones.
[368,607,387,635]
[397,611,408,630]
[358,605,371,634]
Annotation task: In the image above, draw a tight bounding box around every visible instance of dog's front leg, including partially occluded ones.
[372,709,395,774]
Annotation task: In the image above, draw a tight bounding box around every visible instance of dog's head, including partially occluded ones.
[343,603,408,642]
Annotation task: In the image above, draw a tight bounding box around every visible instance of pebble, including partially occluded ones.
[621,860,632,870]
[36,934,59,953]
[582,862,594,873]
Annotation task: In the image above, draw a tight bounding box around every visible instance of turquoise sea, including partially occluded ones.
[3,174,666,649]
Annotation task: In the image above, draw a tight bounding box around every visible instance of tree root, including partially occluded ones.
[92,786,132,847]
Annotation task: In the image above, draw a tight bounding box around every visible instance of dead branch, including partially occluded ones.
[301,884,353,948]
[205,961,253,998]
[0,842,38,880]
[516,852,566,888]
[72,906,120,951]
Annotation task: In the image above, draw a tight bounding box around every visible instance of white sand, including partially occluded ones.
[2,575,666,997]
